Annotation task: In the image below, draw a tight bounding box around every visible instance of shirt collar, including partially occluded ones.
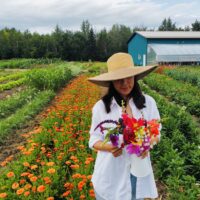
[110,96,133,108]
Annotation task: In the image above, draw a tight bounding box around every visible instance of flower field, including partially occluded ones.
[0,75,100,199]
[0,62,199,200]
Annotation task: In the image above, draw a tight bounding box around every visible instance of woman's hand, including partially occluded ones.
[140,150,149,159]
[93,141,122,157]
[110,146,123,157]
[150,136,159,148]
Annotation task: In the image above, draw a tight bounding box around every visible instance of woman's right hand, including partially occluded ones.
[110,146,123,157]
[93,141,122,157]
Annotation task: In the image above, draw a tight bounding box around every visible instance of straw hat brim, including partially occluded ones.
[88,65,157,87]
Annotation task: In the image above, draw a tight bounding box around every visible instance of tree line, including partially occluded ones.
[0,18,200,61]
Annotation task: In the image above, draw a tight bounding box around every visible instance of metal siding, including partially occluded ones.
[128,34,147,66]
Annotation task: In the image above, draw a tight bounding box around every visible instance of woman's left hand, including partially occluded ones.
[140,150,149,159]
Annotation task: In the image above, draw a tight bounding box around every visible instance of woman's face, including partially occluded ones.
[112,77,134,99]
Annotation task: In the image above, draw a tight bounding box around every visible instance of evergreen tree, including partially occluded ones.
[191,19,200,31]
[158,17,177,31]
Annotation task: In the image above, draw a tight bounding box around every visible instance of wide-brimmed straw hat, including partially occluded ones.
[88,52,157,87]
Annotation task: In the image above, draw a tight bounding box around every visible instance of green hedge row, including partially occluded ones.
[143,73,200,117]
[140,82,200,199]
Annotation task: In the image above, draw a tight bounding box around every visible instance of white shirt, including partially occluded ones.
[89,94,161,200]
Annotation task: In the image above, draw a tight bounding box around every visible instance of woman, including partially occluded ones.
[88,53,161,200]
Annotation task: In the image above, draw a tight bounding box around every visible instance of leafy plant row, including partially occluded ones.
[0,72,27,83]
[141,82,200,199]
[163,67,200,88]
[0,78,26,92]
[0,88,39,119]
[0,90,55,143]
[0,58,61,69]
[25,66,72,91]
[143,73,200,118]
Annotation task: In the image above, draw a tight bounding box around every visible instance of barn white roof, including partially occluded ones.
[136,31,200,39]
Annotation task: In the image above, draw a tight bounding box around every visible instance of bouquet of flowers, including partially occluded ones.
[94,112,160,157]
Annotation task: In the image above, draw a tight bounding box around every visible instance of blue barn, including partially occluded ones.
[127,31,200,66]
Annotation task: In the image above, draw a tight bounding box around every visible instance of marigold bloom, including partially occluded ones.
[47,197,54,200]
[65,161,71,165]
[46,162,55,166]
[24,184,32,190]
[80,194,86,199]
[32,186,37,193]
[62,190,71,197]
[24,191,30,197]
[23,162,30,167]
[7,171,15,178]
[89,189,95,198]
[78,181,85,191]
[12,182,19,190]
[72,173,81,179]
[43,177,52,184]
[16,188,24,195]
[47,168,56,174]
[30,165,38,170]
[30,176,38,182]
[85,160,90,165]
[21,172,29,177]
[19,179,26,185]
[70,164,79,169]
[0,193,7,198]
[37,185,46,193]
[87,175,92,180]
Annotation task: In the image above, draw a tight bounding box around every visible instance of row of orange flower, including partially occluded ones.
[0,75,100,199]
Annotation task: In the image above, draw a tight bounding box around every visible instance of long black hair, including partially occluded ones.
[102,79,146,113]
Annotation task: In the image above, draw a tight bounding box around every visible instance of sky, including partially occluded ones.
[0,0,200,34]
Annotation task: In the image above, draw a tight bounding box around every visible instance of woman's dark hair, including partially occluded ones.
[102,79,146,113]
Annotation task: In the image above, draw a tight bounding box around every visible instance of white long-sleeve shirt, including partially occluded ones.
[89,94,161,200]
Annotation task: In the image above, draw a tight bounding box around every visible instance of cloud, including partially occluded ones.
[0,0,199,33]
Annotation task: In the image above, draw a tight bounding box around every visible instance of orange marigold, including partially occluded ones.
[62,190,71,197]
[12,182,19,190]
[65,161,71,165]
[30,176,38,182]
[47,168,56,174]
[47,197,54,200]
[19,179,26,185]
[7,171,15,178]
[0,193,7,198]
[30,165,38,170]
[24,191,30,197]
[16,188,24,195]
[46,162,55,166]
[43,177,52,184]
[23,162,30,167]
[80,194,86,199]
[89,189,95,198]
[37,185,46,193]
[70,164,79,169]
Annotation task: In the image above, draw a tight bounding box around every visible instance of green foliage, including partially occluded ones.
[143,73,200,117]
[164,67,200,88]
[0,58,61,69]
[158,17,177,31]
[141,82,200,199]
[0,90,55,143]
[25,66,72,91]
[0,88,38,119]
[0,78,26,92]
